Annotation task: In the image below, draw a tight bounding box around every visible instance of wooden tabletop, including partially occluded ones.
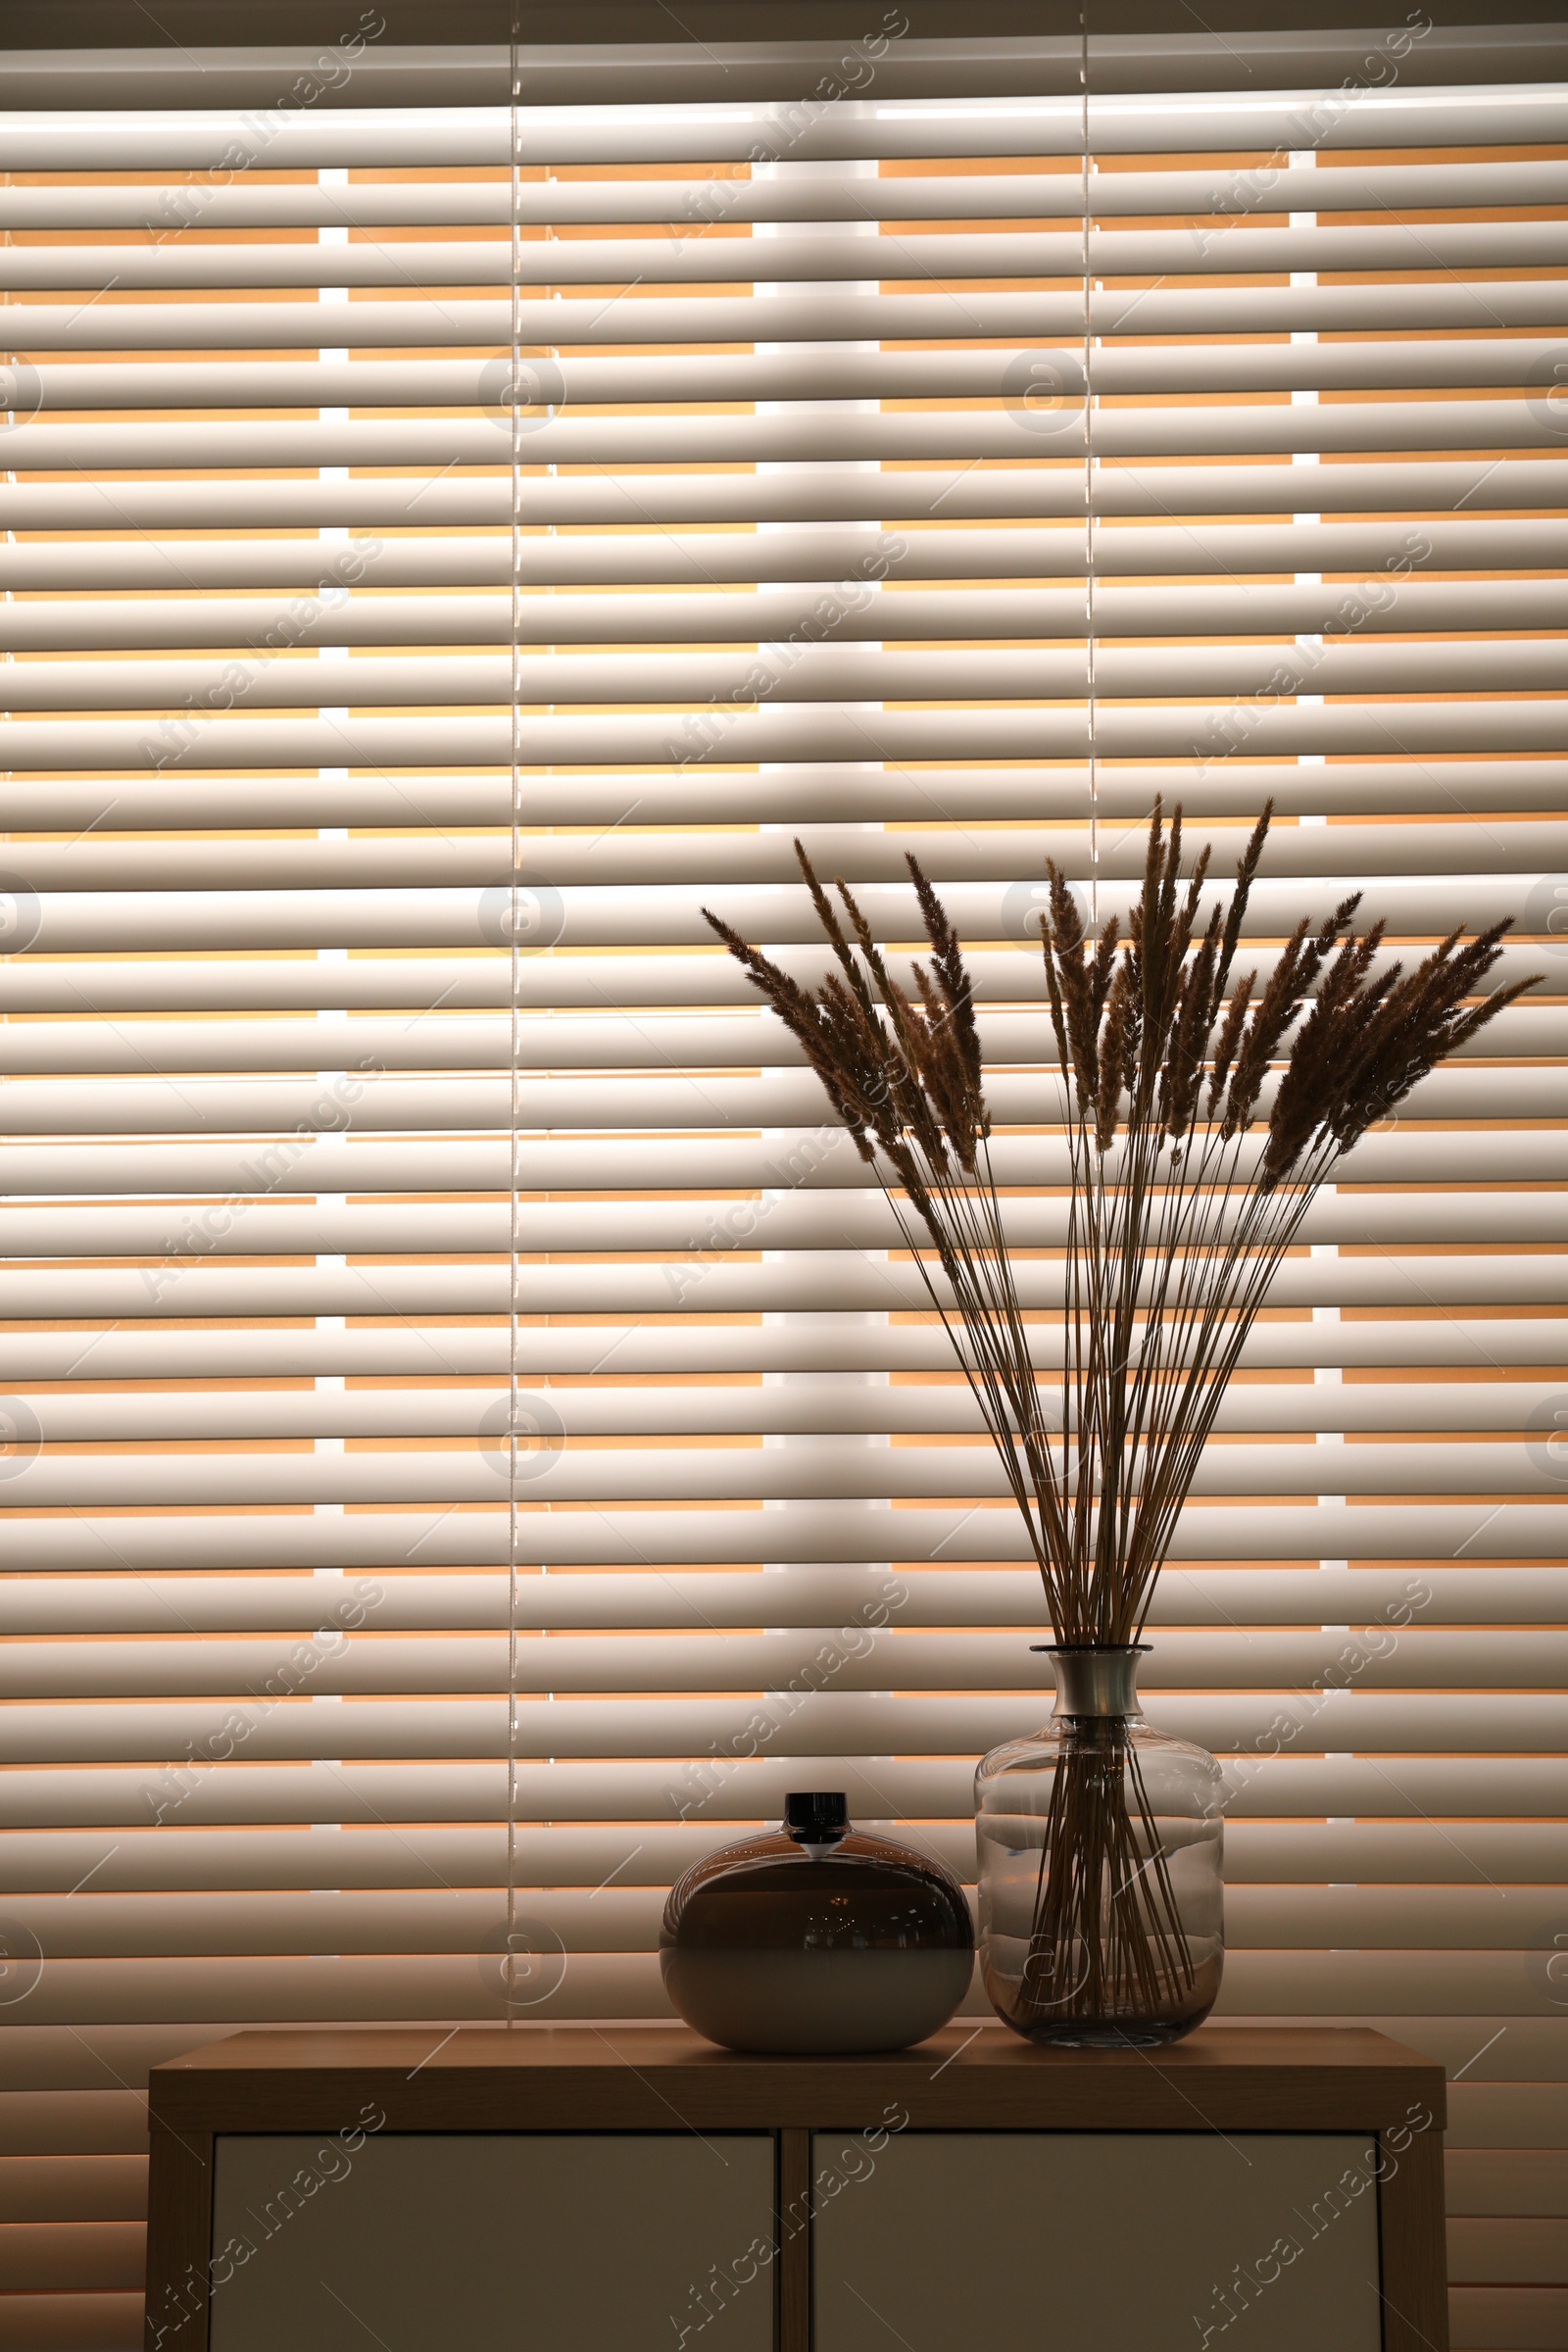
[148,2023,1446,2136]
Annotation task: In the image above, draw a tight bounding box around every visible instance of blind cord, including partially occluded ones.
[1082,5,1097,927]
[508,2,522,2025]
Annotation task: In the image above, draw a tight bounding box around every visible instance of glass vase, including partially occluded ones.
[975,1645,1225,2046]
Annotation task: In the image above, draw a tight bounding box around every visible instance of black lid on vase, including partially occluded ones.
[784,1790,849,1844]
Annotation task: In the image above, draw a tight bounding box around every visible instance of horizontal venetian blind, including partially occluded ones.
[1,31,1565,2352]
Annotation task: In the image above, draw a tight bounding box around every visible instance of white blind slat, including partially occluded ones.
[7,83,1566,163]
[7,155,1568,230]
[4,1759,1557,1832]
[0,1822,1559,1892]
[0,1563,1556,1633]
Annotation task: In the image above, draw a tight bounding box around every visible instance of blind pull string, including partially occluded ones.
[1081,7,1098,929]
[508,3,523,2024]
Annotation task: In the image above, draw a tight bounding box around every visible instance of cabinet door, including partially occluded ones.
[209,2132,776,2351]
[812,2130,1385,2352]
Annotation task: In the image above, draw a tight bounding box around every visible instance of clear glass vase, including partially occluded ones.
[975,1645,1225,2046]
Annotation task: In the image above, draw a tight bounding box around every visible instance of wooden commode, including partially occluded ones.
[145,2024,1447,2351]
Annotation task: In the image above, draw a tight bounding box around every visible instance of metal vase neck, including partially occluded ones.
[1042,1644,1148,1720]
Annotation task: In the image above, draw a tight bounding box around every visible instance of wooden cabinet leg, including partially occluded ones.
[1378,2123,1449,2352]
[144,2123,214,2352]
[778,2129,811,2352]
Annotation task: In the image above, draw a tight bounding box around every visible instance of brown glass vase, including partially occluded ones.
[661,1792,974,2054]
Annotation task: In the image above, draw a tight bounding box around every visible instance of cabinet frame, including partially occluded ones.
[145,2024,1446,2352]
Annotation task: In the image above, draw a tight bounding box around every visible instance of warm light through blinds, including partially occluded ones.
[0,29,1564,2350]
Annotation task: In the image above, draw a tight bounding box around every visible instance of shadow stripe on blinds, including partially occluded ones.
[0,27,1565,2349]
